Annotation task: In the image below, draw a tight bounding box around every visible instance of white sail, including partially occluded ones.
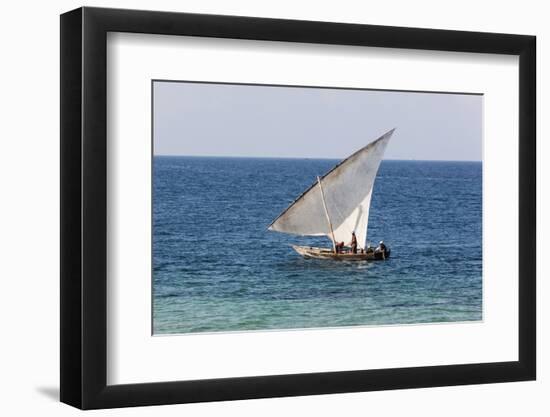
[268,128,394,248]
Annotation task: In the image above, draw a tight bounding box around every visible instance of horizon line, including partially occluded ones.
[153,154,482,163]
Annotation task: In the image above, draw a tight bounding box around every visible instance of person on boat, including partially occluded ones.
[376,241,387,253]
[350,232,358,254]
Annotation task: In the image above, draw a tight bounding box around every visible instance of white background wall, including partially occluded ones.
[0,0,545,415]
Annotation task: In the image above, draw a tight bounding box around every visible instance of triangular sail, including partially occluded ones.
[268,128,394,248]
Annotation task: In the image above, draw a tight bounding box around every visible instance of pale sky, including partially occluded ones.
[153,81,482,161]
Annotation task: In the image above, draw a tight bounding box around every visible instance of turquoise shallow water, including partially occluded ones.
[153,156,482,334]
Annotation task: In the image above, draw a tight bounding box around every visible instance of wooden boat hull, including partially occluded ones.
[292,245,390,261]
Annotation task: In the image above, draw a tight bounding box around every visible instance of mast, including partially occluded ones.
[317,176,337,253]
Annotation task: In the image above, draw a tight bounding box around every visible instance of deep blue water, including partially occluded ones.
[153,156,482,334]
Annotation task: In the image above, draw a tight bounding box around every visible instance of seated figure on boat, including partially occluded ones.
[335,241,345,253]
[376,241,387,253]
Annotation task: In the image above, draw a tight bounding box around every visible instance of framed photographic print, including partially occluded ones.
[60,6,536,409]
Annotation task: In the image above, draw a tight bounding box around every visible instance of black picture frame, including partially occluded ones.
[60,6,536,410]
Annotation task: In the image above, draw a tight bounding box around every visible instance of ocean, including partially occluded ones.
[153,156,482,334]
